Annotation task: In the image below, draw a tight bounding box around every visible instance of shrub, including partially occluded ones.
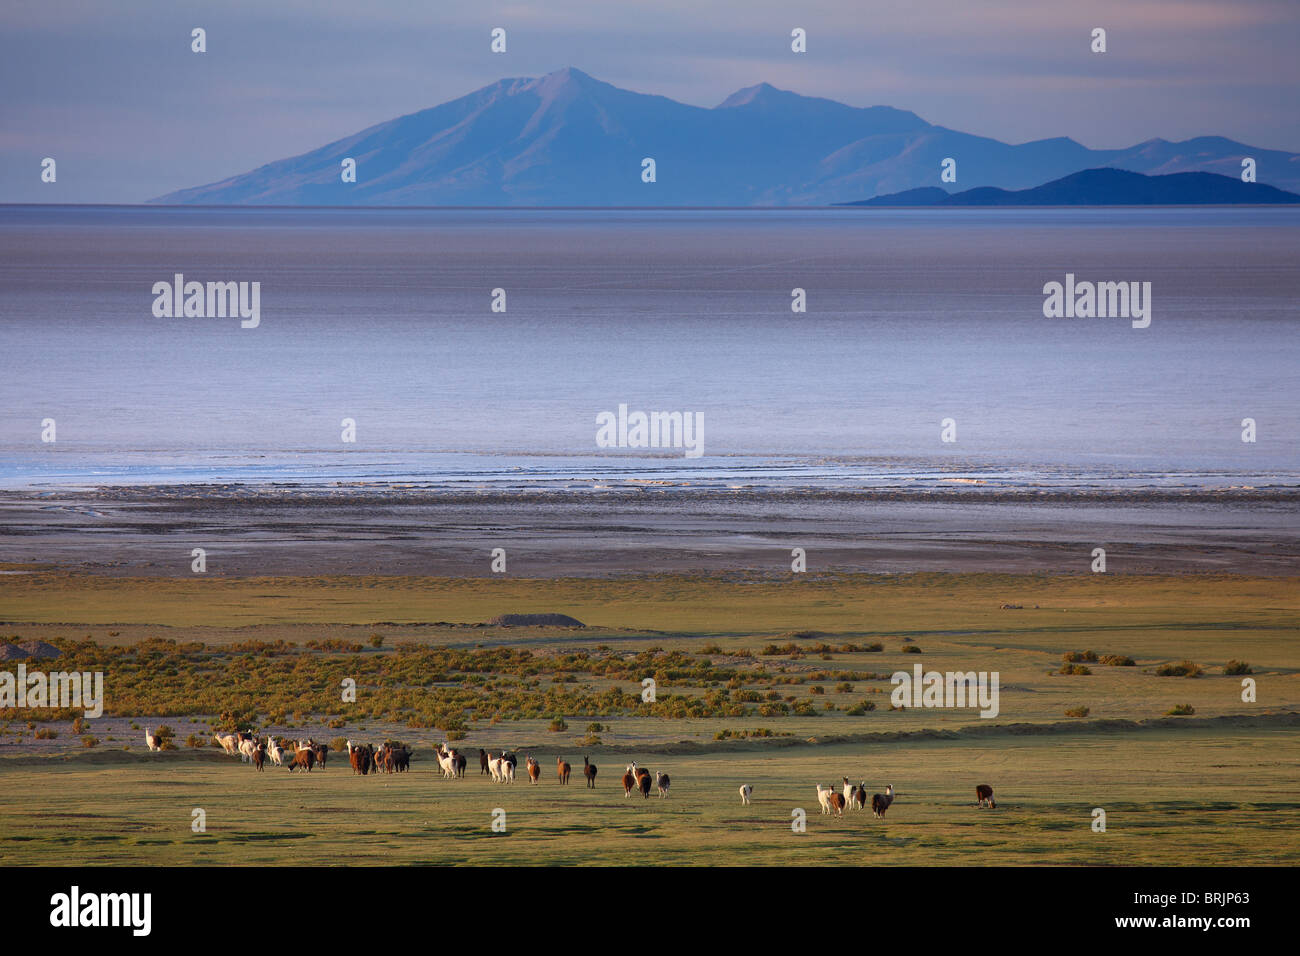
[71,716,87,735]
[330,737,348,753]
[902,645,922,654]
[1156,661,1202,678]
[1065,706,1090,718]
[34,728,57,739]
[185,734,204,748]
[586,722,604,733]
[1063,650,1099,663]
[1223,660,1252,676]
[81,735,99,748]
[369,634,384,648]
[548,717,568,732]
[445,729,467,742]
[1100,654,1135,666]
[1059,663,1092,675]
[836,682,854,693]
[809,685,825,695]
[1166,704,1195,716]
[845,701,877,716]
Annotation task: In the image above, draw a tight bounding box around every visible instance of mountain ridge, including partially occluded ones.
[150,67,1300,206]
[838,168,1300,206]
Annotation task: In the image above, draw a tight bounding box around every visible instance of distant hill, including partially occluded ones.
[840,168,1300,206]
[150,68,1300,206]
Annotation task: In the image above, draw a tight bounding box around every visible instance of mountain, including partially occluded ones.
[151,67,1300,206]
[841,168,1300,206]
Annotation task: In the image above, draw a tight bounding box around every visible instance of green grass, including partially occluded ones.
[1,570,1296,865]
[1,727,1295,866]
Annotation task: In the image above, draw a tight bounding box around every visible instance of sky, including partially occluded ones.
[1,0,1297,203]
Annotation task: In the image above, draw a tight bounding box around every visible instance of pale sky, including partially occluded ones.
[2,0,1297,202]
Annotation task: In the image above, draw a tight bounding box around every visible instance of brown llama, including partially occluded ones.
[557,756,571,784]
[976,784,996,809]
[584,756,597,789]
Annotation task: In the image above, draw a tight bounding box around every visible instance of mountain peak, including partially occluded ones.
[716,82,788,109]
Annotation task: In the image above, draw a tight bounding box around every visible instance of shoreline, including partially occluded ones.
[2,484,1296,578]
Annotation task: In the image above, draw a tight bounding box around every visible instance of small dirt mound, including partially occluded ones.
[486,613,585,628]
[0,639,62,660]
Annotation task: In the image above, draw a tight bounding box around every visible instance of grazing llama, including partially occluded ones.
[976,784,996,809]
[739,784,753,806]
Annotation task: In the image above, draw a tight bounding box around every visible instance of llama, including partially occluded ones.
[267,737,284,767]
[557,757,571,785]
[453,751,466,778]
[288,748,316,773]
[312,743,329,769]
[499,752,515,784]
[739,784,753,806]
[637,768,652,800]
[479,749,490,775]
[487,754,504,783]
[214,733,239,757]
[144,727,161,753]
[976,784,996,809]
[526,755,541,784]
[583,756,597,789]
[238,738,258,764]
[251,743,265,771]
[436,745,457,779]
[622,769,636,798]
[842,777,853,805]
[348,741,373,776]
[655,771,670,799]
[850,782,868,811]
[871,784,895,818]
[816,784,834,815]
[828,792,846,817]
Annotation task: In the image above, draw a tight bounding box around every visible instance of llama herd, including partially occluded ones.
[806,780,998,819]
[814,780,895,818]
[212,730,330,771]
[202,731,998,819]
[619,763,669,799]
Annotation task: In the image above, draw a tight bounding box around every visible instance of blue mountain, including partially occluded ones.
[842,168,1300,206]
[150,68,1300,206]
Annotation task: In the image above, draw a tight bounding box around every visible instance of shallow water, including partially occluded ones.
[1,205,1296,490]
